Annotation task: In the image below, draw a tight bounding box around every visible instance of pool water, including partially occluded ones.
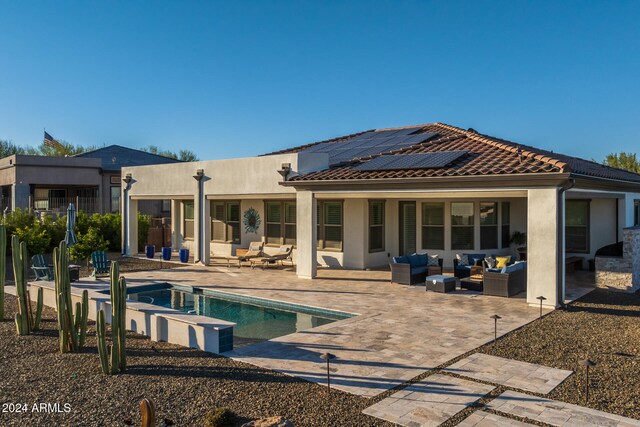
[126,286,351,346]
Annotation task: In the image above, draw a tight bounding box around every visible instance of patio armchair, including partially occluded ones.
[390,253,443,285]
[31,254,54,281]
[483,261,527,297]
[90,250,111,278]
[250,244,294,269]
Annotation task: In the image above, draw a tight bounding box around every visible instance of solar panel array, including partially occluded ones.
[302,128,438,166]
[354,151,469,171]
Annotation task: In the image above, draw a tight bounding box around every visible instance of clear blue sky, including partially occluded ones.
[1,1,639,161]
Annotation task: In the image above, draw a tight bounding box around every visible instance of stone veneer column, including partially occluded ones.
[527,188,560,307]
[624,226,640,292]
[296,191,317,279]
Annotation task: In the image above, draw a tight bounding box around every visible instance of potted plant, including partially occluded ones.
[510,231,527,260]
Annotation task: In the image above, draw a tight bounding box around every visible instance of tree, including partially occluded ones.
[28,140,96,157]
[603,152,640,173]
[141,145,199,162]
[0,139,28,157]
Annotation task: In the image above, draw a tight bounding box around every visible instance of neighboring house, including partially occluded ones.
[121,123,640,307]
[0,145,180,216]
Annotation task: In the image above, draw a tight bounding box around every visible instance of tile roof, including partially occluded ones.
[268,123,640,184]
[75,145,181,172]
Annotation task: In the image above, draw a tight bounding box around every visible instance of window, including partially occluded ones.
[635,200,640,226]
[110,187,121,213]
[369,201,385,252]
[161,199,171,213]
[480,202,498,249]
[211,201,240,243]
[34,188,67,210]
[566,200,589,252]
[265,201,296,245]
[451,202,474,250]
[183,201,194,239]
[421,202,444,250]
[317,201,343,250]
[501,202,510,248]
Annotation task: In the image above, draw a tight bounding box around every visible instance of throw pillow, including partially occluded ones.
[496,256,511,268]
[427,254,440,266]
[456,253,469,266]
[484,257,496,268]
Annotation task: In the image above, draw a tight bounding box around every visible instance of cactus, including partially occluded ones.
[0,224,6,320]
[53,241,89,352]
[97,261,127,374]
[13,235,33,335]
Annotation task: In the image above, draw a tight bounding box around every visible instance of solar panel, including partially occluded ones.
[301,130,439,166]
[354,151,468,171]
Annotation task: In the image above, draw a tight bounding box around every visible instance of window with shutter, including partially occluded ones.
[317,201,343,250]
[421,202,444,250]
[369,201,385,252]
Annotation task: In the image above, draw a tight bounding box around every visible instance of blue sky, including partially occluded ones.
[1,1,639,161]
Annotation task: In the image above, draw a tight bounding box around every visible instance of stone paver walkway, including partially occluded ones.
[443,353,573,394]
[362,374,494,426]
[457,411,535,426]
[486,390,640,426]
[122,266,547,397]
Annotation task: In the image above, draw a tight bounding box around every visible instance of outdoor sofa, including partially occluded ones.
[390,253,443,285]
[483,261,527,297]
[454,253,517,278]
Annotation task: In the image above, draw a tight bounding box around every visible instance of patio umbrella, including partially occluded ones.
[65,203,78,248]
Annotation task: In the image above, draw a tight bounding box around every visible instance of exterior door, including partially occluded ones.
[399,201,416,255]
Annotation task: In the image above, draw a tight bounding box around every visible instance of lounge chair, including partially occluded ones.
[90,251,111,278]
[31,254,54,281]
[225,242,264,267]
[250,245,294,269]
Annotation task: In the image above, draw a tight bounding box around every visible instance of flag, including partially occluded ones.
[43,131,63,150]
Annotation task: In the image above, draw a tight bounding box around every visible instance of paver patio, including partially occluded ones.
[443,353,573,394]
[486,390,640,426]
[362,374,494,426]
[121,265,558,396]
[457,411,535,426]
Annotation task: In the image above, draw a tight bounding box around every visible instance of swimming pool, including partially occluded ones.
[123,284,353,348]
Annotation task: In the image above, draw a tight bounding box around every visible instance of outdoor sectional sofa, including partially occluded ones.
[483,261,527,297]
[390,254,443,285]
[453,253,487,278]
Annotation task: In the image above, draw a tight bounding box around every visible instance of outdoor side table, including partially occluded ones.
[69,264,81,282]
[425,275,457,293]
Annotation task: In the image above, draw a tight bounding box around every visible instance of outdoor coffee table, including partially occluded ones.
[425,275,457,293]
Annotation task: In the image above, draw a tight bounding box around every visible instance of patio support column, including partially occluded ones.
[296,190,317,279]
[171,199,182,251]
[527,188,560,307]
[192,169,210,265]
[124,198,138,256]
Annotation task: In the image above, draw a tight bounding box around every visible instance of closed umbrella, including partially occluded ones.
[65,203,78,248]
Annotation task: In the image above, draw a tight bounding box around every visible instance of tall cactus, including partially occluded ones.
[97,261,127,374]
[0,224,6,320]
[53,241,88,352]
[12,235,42,335]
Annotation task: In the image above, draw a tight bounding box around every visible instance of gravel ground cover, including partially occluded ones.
[0,295,391,427]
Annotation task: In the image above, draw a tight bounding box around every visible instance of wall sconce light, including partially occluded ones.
[193,169,204,181]
[122,173,132,185]
[277,163,291,181]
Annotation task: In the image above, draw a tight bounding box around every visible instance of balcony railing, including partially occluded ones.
[33,196,100,214]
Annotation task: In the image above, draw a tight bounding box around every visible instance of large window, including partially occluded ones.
[110,187,121,213]
[211,201,240,243]
[265,201,296,245]
[480,202,498,249]
[635,200,640,226]
[451,202,474,250]
[566,200,589,252]
[183,201,194,239]
[501,202,510,248]
[317,201,343,250]
[369,201,385,252]
[34,188,67,210]
[421,202,444,250]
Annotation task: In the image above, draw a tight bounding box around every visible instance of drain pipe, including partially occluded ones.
[557,178,575,308]
[193,169,204,264]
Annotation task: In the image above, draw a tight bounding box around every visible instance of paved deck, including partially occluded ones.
[362,374,494,426]
[457,411,535,426]
[443,353,573,394]
[487,390,640,426]
[122,265,551,397]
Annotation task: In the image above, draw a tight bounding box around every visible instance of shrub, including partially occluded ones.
[138,213,151,251]
[14,225,51,256]
[70,227,109,266]
[203,407,236,427]
[89,213,121,251]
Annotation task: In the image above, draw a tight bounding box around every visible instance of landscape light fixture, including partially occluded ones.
[277,163,291,181]
[320,352,337,394]
[580,359,596,402]
[490,314,502,346]
[537,296,547,319]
